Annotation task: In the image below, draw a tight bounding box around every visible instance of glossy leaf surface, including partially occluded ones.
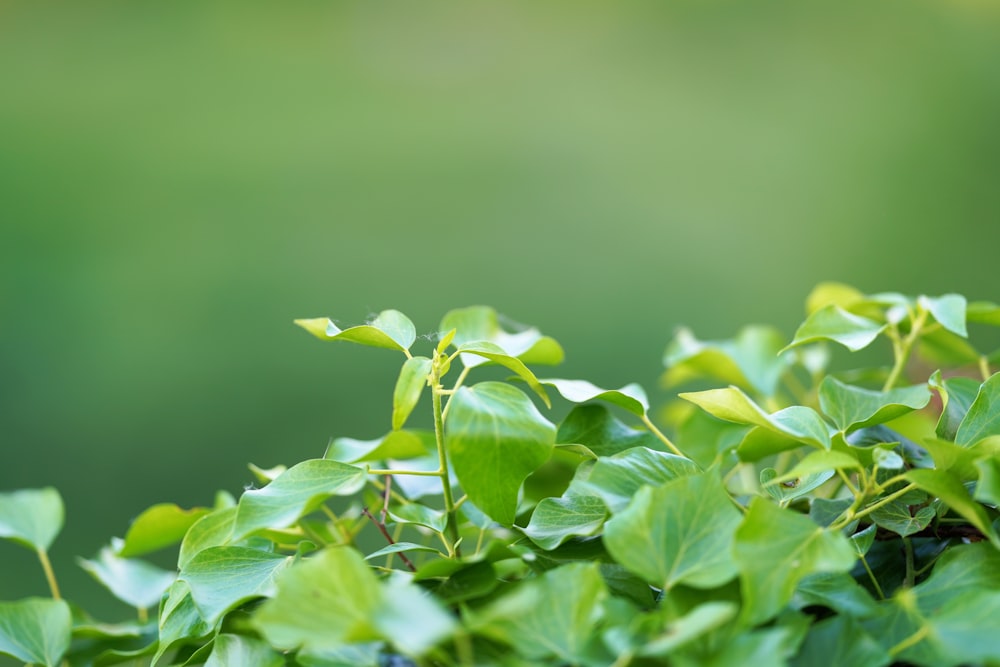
[181,546,291,624]
[818,377,930,432]
[294,310,416,352]
[784,304,885,352]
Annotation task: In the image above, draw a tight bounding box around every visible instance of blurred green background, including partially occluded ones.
[2,0,1000,618]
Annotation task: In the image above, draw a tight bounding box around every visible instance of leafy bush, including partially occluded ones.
[3,284,1000,666]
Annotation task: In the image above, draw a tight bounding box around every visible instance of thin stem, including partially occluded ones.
[832,483,918,529]
[367,468,442,477]
[441,366,471,422]
[36,549,61,600]
[434,376,461,556]
[883,309,928,391]
[640,414,684,457]
[903,538,916,588]
[321,505,353,544]
[889,625,930,657]
[836,469,860,498]
[860,556,885,600]
[137,606,149,624]
[454,630,475,667]
[980,356,992,382]
[361,507,416,572]
[380,475,391,524]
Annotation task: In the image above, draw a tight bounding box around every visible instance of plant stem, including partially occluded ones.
[367,468,442,477]
[321,504,354,544]
[980,355,992,382]
[433,362,462,557]
[888,625,929,657]
[440,366,470,422]
[361,507,416,572]
[640,414,684,457]
[137,606,148,624]
[860,556,885,600]
[903,538,916,588]
[883,309,928,391]
[36,548,61,600]
[832,483,918,530]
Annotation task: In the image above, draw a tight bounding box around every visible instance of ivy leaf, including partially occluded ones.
[954,372,1000,446]
[768,450,862,486]
[556,404,660,457]
[576,446,700,513]
[603,472,741,590]
[804,281,867,314]
[792,616,890,667]
[470,562,607,665]
[455,342,551,406]
[178,506,237,569]
[205,633,284,667]
[760,468,835,503]
[662,325,790,398]
[818,377,930,433]
[439,306,564,366]
[734,498,856,627]
[928,372,980,441]
[180,546,291,625]
[918,294,968,338]
[445,382,556,525]
[153,580,213,666]
[783,305,886,352]
[233,459,367,540]
[681,386,831,450]
[792,572,880,618]
[870,500,935,538]
[78,544,176,610]
[392,356,432,431]
[539,378,648,416]
[912,542,1000,614]
[363,542,443,562]
[294,310,416,352]
[522,495,608,550]
[386,502,447,534]
[118,503,210,558]
[903,468,1000,549]
[0,487,64,552]
[0,598,71,667]
[324,430,431,464]
[975,456,1000,506]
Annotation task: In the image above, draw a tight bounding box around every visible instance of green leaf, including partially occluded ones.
[324,430,432,464]
[255,547,453,656]
[760,468,835,503]
[954,372,1000,445]
[818,377,930,432]
[928,372,981,441]
[783,304,886,352]
[455,341,551,406]
[577,446,700,512]
[439,306,564,365]
[918,294,968,338]
[296,644,382,667]
[540,378,648,416]
[734,498,856,626]
[386,502,447,533]
[870,500,935,537]
[0,487,63,552]
[178,506,237,569]
[630,602,739,658]
[804,281,866,314]
[555,404,660,457]
[470,562,607,664]
[522,495,608,550]
[153,580,213,666]
[0,598,71,667]
[921,590,1000,666]
[294,309,416,352]
[968,300,1000,326]
[233,459,367,540]
[681,386,831,450]
[205,633,284,667]
[78,544,176,610]
[975,456,1000,505]
[445,382,556,525]
[849,524,876,557]
[772,450,862,484]
[392,356,432,430]
[793,572,880,618]
[180,546,291,625]
[912,542,1000,614]
[363,542,443,562]
[118,503,210,558]
[792,616,890,667]
[662,325,790,397]
[604,472,742,589]
[903,468,1000,548]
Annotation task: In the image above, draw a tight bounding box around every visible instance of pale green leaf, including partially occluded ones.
[912,542,1000,614]
[918,294,968,338]
[954,372,1000,445]
[370,578,456,656]
[445,382,556,525]
[784,304,886,352]
[975,456,1000,505]
[392,356,432,431]
[818,377,930,432]
[555,404,660,457]
[903,468,1000,548]
[734,498,856,626]
[178,506,237,569]
[78,544,176,610]
[0,598,71,667]
[181,546,291,625]
[540,378,648,416]
[522,495,608,550]
[233,459,367,540]
[604,472,741,589]
[324,430,431,464]
[471,562,607,664]
[577,446,700,512]
[804,282,866,314]
[363,542,443,562]
[294,309,416,352]
[634,602,739,658]
[0,487,63,552]
[760,467,835,503]
[296,643,381,667]
[205,633,284,667]
[456,341,551,406]
[439,306,564,365]
[118,503,210,558]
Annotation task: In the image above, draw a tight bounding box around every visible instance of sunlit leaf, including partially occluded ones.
[205,633,284,667]
[760,467,835,503]
[783,305,886,352]
[540,378,648,416]
[386,502,447,533]
[445,382,556,525]
[870,500,935,537]
[180,546,291,625]
[392,356,432,431]
[967,301,1000,326]
[954,372,1000,445]
[919,294,968,338]
[118,503,210,558]
[522,495,608,550]
[0,598,71,667]
[804,282,866,315]
[295,309,416,352]
[928,372,980,441]
[0,487,63,552]
[233,459,367,540]
[456,341,551,406]
[178,506,237,569]
[363,542,442,562]
[78,544,176,610]
[604,472,741,589]
[818,377,930,432]
[153,580,213,666]
[577,446,700,512]
[439,306,563,366]
[903,468,1000,548]
[324,430,431,464]
[734,498,856,626]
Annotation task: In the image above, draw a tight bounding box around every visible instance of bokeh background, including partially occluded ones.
[2,0,1000,619]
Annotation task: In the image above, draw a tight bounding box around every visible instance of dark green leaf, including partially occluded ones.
[954,372,1000,445]
[446,382,556,525]
[792,616,890,667]
[118,503,210,558]
[556,404,660,457]
[0,487,63,552]
[392,356,432,431]
[604,472,741,590]
[0,598,71,667]
[870,500,934,537]
[818,377,930,432]
[784,304,886,352]
[577,446,700,512]
[523,495,608,550]
[180,546,291,625]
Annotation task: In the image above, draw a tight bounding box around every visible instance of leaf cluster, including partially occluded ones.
[4,285,1000,666]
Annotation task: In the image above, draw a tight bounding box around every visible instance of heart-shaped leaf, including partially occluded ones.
[783,305,886,353]
[0,487,63,552]
[540,378,648,416]
[818,377,930,433]
[181,546,291,625]
[522,495,608,550]
[0,598,71,667]
[295,310,416,352]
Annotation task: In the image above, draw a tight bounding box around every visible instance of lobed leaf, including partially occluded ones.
[522,495,608,550]
[445,382,556,525]
[954,372,1000,446]
[555,404,660,457]
[870,500,935,537]
[576,446,700,513]
[818,377,930,433]
[0,487,64,553]
[455,341,551,406]
[0,597,71,667]
[903,468,1000,548]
